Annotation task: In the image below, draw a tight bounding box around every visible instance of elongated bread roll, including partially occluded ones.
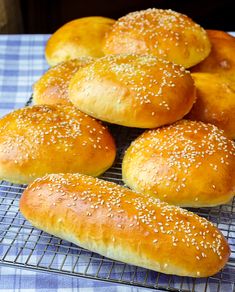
[33,58,94,105]
[0,105,116,184]
[122,120,235,207]
[68,54,196,128]
[103,9,211,68]
[20,173,230,278]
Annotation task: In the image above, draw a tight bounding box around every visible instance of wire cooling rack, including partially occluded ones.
[0,97,235,291]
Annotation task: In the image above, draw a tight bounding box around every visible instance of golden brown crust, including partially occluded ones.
[45,17,115,66]
[20,173,230,277]
[188,73,235,139]
[122,120,235,207]
[191,32,235,78]
[68,54,196,128]
[33,58,94,105]
[0,105,116,184]
[206,30,235,41]
[103,9,211,68]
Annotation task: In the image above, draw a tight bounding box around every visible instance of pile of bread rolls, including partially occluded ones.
[1,8,235,278]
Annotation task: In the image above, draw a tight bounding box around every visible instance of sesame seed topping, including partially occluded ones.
[30,173,228,264]
[104,8,209,66]
[0,104,115,170]
[74,53,190,117]
[124,119,235,204]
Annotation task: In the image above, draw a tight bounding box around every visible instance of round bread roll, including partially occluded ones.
[33,58,94,105]
[45,17,115,66]
[103,9,211,68]
[191,31,235,78]
[0,104,116,184]
[122,120,235,207]
[188,73,235,139]
[68,54,196,128]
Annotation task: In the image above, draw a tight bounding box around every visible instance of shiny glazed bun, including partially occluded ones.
[103,9,211,68]
[122,120,235,207]
[33,58,94,105]
[188,73,235,139]
[45,17,115,66]
[0,105,116,184]
[191,31,235,78]
[68,54,196,128]
[20,173,230,278]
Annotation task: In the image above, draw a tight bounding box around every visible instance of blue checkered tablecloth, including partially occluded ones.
[0,34,153,292]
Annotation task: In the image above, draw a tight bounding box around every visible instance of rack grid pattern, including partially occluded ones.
[0,99,234,291]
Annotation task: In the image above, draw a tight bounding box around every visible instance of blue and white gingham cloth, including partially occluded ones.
[0,35,48,116]
[0,34,153,292]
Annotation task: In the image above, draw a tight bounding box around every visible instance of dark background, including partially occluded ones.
[20,0,235,34]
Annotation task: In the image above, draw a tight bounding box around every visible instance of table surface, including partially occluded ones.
[0,34,234,292]
[0,34,154,292]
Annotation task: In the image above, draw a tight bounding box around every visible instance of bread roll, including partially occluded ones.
[206,30,235,41]
[68,54,196,128]
[33,58,94,105]
[45,17,115,66]
[188,73,235,139]
[122,120,235,207]
[20,173,230,278]
[191,31,235,78]
[0,105,116,184]
[103,9,211,68]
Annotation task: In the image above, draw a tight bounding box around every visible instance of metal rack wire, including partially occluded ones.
[0,97,234,291]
